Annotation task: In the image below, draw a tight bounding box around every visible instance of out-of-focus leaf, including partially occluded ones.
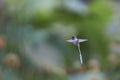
[22,30,64,69]
[63,0,89,15]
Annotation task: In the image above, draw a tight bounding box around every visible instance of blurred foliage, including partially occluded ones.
[0,0,113,80]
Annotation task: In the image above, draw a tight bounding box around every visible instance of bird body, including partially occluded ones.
[67,36,87,45]
[66,36,87,64]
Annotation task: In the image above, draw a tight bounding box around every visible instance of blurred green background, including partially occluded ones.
[0,0,120,80]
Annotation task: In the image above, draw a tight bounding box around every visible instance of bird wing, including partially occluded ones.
[78,39,87,43]
[66,39,74,43]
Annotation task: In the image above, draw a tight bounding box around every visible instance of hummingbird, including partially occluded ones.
[66,36,87,64]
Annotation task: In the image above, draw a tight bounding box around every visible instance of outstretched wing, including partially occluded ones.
[78,39,87,43]
[66,39,74,43]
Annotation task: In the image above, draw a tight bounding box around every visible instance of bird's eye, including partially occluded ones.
[72,36,75,40]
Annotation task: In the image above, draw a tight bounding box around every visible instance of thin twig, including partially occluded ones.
[77,43,83,64]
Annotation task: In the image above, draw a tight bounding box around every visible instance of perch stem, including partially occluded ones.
[77,43,83,64]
